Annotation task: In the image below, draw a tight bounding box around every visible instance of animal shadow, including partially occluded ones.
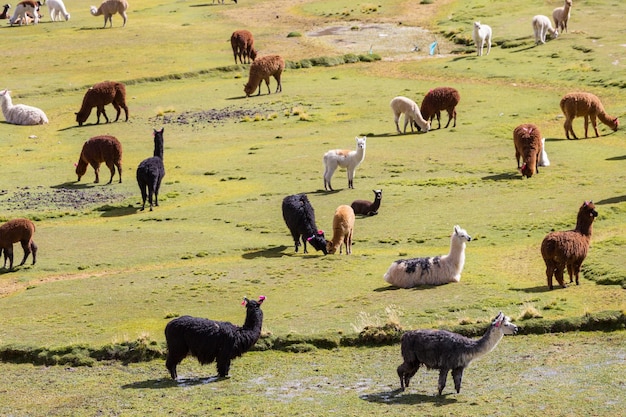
[51,182,95,190]
[360,389,458,405]
[121,376,222,390]
[95,204,139,217]
[481,172,518,182]
[596,195,626,205]
[373,285,438,292]
[511,285,552,293]
[242,245,289,259]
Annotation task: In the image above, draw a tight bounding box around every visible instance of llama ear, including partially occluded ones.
[73,163,78,167]
[318,230,324,235]
[493,312,504,327]
[242,297,249,306]
[258,295,266,304]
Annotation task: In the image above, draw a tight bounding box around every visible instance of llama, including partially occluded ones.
[553,0,572,33]
[560,92,619,140]
[541,201,597,290]
[75,135,123,184]
[513,123,543,178]
[532,15,558,44]
[397,312,518,395]
[243,55,284,97]
[390,96,430,134]
[323,136,367,191]
[231,29,257,64]
[47,0,70,21]
[281,193,327,254]
[384,225,472,288]
[0,4,10,19]
[472,22,492,56]
[165,296,264,380]
[539,137,550,167]
[419,87,460,129]
[90,0,127,28]
[0,89,48,125]
[9,0,40,25]
[326,205,355,255]
[75,81,128,126]
[136,128,165,211]
[0,218,37,271]
[351,189,382,216]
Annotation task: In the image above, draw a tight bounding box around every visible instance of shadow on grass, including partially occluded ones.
[242,245,289,259]
[360,389,458,405]
[595,195,626,205]
[51,182,95,190]
[481,172,518,181]
[96,204,140,217]
[373,284,440,292]
[510,285,551,293]
[606,155,626,161]
[122,376,222,389]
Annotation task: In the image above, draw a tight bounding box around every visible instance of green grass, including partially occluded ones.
[0,0,625,414]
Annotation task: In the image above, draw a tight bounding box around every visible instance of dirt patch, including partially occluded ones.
[0,186,128,212]
[150,105,281,126]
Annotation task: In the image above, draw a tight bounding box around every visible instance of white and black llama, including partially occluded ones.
[136,128,165,211]
[397,312,518,395]
[165,296,265,380]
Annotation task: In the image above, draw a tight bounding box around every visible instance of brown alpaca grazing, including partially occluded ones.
[75,81,128,126]
[560,92,619,139]
[75,135,123,184]
[541,201,598,290]
[243,55,284,97]
[513,123,543,178]
[0,218,37,270]
[230,29,257,64]
[420,87,460,129]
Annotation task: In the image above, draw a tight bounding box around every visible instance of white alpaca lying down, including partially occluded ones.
[0,89,48,125]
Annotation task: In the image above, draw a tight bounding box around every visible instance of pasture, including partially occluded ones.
[0,0,624,415]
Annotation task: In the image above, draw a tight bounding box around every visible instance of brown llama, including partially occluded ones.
[560,92,619,140]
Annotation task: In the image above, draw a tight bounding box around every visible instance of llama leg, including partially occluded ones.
[583,115,590,138]
[216,354,231,378]
[566,263,574,284]
[105,162,116,184]
[452,367,464,393]
[403,114,409,133]
[348,168,355,189]
[139,184,148,211]
[394,111,402,133]
[165,351,187,380]
[91,162,101,183]
[573,261,582,285]
[30,242,37,265]
[590,115,600,137]
[290,232,301,252]
[18,240,31,266]
[155,177,163,207]
[486,36,491,55]
[274,73,282,93]
[554,267,566,288]
[121,12,127,27]
[5,246,14,270]
[116,162,123,183]
[301,236,309,253]
[437,368,449,395]
[112,102,121,122]
[324,163,337,191]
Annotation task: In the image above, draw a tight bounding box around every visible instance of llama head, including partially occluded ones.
[611,117,619,131]
[373,189,382,200]
[307,230,328,254]
[453,225,472,242]
[581,201,598,218]
[474,21,481,30]
[242,295,266,307]
[355,136,366,150]
[492,312,518,335]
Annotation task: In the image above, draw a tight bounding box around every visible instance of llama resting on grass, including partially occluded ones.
[0,218,37,271]
[282,193,327,254]
[0,4,11,19]
[75,135,123,184]
[0,89,48,125]
[390,96,430,134]
[323,136,366,191]
[9,0,40,25]
[397,312,518,395]
[472,22,492,56]
[560,92,619,140]
[384,225,472,288]
[90,0,127,28]
[75,81,128,126]
[351,189,382,216]
[136,128,165,211]
[165,296,264,380]
[541,201,597,290]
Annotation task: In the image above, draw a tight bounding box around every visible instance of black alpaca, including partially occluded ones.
[136,128,165,211]
[165,296,265,380]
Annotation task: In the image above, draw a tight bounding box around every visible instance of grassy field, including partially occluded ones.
[0,0,625,415]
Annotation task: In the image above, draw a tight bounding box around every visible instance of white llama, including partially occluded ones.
[532,15,558,44]
[384,225,472,288]
[472,22,492,56]
[48,0,70,21]
[0,89,48,125]
[323,136,366,191]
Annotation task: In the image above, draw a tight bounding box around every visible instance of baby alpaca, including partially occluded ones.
[472,22,492,56]
[532,15,558,44]
[48,0,70,21]
[326,205,355,255]
[390,96,430,134]
[323,136,366,191]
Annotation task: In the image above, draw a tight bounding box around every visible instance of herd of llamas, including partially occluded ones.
[0,0,622,395]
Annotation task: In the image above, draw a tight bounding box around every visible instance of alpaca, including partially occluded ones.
[560,92,619,139]
[472,22,492,56]
[9,0,40,25]
[541,201,597,290]
[397,312,518,395]
[326,205,355,255]
[384,225,472,288]
[351,189,382,216]
[513,123,543,178]
[0,4,10,19]
[538,137,550,167]
[0,218,37,271]
[90,0,127,28]
[0,89,48,125]
[553,0,572,33]
[231,30,257,64]
[390,96,430,134]
[419,87,460,129]
[323,136,367,191]
[75,81,128,126]
[243,55,284,97]
[165,296,264,380]
[75,135,123,184]
[47,0,70,21]
[136,128,165,211]
[532,15,558,44]
[282,193,327,254]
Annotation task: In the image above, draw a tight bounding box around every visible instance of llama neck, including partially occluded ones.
[446,237,466,270]
[1,94,12,112]
[242,309,263,334]
[575,216,594,237]
[370,196,382,211]
[153,139,164,160]
[469,325,504,358]
[597,111,617,128]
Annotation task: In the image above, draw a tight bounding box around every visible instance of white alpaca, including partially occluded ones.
[0,89,48,125]
[384,225,472,288]
[472,22,492,56]
[390,96,430,134]
[532,15,558,44]
[323,136,366,191]
[9,0,40,25]
[538,137,550,167]
[48,0,70,21]
[553,0,572,33]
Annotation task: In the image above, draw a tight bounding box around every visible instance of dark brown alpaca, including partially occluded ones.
[75,81,128,126]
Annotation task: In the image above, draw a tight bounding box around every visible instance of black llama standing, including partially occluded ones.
[136,128,165,211]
